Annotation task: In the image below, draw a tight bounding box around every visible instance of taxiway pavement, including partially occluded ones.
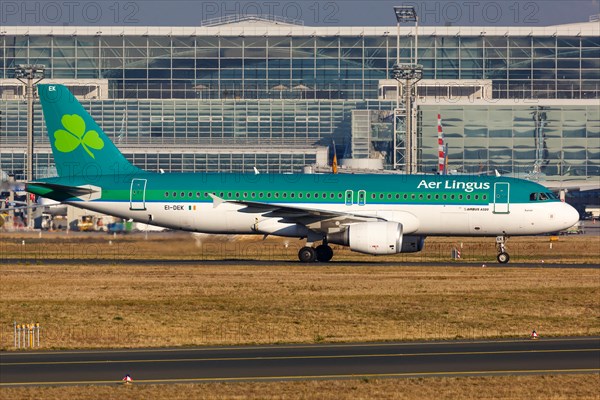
[1,337,598,386]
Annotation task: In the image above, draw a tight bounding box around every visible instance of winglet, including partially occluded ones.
[495,169,501,177]
[208,193,225,208]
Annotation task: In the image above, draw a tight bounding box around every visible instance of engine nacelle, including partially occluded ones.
[328,222,400,255]
[328,222,426,255]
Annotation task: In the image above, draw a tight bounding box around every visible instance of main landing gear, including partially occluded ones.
[496,235,510,264]
[298,241,334,263]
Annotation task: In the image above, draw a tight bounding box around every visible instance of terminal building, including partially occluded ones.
[1,14,599,184]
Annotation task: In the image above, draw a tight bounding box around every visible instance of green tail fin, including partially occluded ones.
[37,84,140,178]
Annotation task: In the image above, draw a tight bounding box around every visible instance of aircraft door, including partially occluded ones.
[357,190,366,206]
[130,179,147,211]
[493,182,510,214]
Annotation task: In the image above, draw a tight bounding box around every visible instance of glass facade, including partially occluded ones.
[0,22,599,178]
[2,33,598,100]
[0,99,391,178]
[419,104,600,177]
[0,150,321,180]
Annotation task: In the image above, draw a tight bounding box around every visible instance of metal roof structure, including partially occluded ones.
[2,21,597,37]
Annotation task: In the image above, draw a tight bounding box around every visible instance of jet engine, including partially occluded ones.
[327,222,425,255]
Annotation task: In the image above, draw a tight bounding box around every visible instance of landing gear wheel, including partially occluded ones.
[495,235,510,264]
[298,246,317,263]
[315,244,334,262]
[497,252,510,264]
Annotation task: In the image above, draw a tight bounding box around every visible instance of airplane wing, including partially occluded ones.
[208,194,385,232]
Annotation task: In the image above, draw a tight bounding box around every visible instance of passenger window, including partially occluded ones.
[165,192,169,197]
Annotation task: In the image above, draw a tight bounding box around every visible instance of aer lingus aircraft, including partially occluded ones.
[26,84,579,263]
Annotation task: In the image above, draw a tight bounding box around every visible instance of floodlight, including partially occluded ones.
[393,6,417,22]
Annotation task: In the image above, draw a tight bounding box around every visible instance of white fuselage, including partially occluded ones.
[69,199,578,237]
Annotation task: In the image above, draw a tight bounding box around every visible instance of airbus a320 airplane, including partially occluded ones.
[26,84,579,263]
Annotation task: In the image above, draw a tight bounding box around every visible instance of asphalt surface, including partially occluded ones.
[1,337,598,386]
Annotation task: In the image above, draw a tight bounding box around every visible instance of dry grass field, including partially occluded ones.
[1,232,599,398]
[0,232,598,349]
[1,374,599,400]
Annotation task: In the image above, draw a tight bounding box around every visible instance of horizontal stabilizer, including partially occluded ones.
[27,182,97,197]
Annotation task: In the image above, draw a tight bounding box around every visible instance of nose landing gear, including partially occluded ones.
[496,235,510,263]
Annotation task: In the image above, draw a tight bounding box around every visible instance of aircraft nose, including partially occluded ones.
[561,202,580,228]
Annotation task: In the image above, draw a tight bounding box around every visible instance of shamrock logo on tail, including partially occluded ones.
[54,114,104,159]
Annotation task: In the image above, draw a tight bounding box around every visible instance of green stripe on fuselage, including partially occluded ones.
[29,173,558,206]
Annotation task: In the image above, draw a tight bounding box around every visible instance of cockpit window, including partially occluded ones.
[530,192,558,202]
